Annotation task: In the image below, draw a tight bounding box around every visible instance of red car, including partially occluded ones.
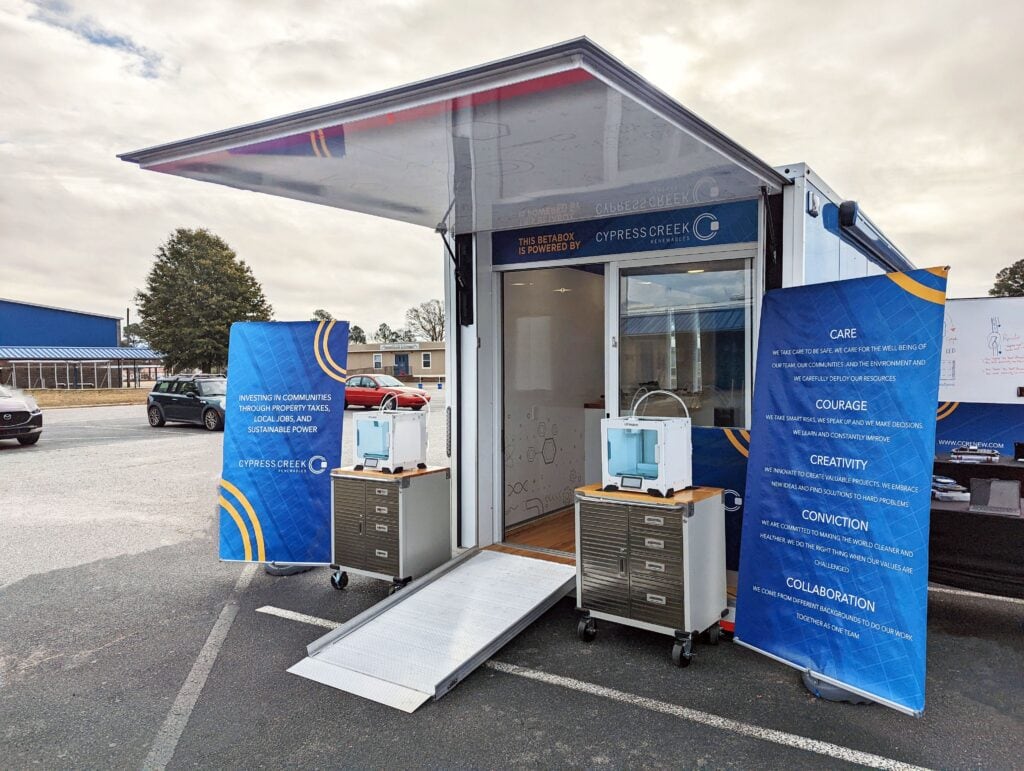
[345,374,431,410]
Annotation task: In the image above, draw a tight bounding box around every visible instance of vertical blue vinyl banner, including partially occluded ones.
[735,268,948,716]
[219,320,348,564]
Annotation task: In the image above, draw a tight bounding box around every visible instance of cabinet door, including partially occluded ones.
[333,477,366,569]
[578,500,630,618]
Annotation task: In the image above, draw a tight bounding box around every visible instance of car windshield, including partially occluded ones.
[375,375,404,387]
[199,379,227,397]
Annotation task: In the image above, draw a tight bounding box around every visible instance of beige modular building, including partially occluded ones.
[347,341,446,382]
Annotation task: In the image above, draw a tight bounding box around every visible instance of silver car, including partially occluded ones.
[0,385,43,446]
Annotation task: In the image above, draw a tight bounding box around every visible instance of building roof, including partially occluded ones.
[0,346,161,361]
[0,297,121,320]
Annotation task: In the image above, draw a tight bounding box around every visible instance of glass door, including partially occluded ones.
[616,257,752,427]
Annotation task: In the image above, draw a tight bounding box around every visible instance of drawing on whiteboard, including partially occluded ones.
[988,316,1003,356]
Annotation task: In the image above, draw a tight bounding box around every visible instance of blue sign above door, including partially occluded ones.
[491,199,758,265]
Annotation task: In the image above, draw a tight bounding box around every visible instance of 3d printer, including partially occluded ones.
[354,399,428,474]
[601,390,692,497]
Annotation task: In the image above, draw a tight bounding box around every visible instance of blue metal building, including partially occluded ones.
[0,298,120,347]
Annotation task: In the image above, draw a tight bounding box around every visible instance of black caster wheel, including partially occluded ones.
[330,570,349,590]
[387,584,400,596]
[705,624,721,646]
[577,617,597,642]
[672,638,693,667]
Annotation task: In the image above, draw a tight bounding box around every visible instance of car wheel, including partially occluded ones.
[385,394,400,410]
[203,409,223,431]
[17,434,41,446]
[148,406,165,427]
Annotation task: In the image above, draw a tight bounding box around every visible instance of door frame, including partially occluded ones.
[490,243,760,545]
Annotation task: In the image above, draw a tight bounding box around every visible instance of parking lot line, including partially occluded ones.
[142,564,257,771]
[256,604,930,770]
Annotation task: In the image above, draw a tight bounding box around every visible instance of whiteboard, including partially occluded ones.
[939,297,1024,403]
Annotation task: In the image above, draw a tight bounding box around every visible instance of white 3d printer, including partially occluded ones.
[601,390,692,497]
[354,396,429,474]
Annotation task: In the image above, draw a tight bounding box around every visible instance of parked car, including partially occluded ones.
[147,374,227,431]
[345,374,431,410]
[0,386,43,446]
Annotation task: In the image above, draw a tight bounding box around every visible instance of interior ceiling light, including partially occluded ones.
[687,269,705,274]
[554,287,571,293]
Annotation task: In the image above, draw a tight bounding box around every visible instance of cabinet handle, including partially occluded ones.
[644,515,664,526]
[375,549,388,558]
[644,537,664,549]
[358,522,363,535]
[375,505,388,514]
[375,488,389,496]
[645,561,665,572]
[646,593,667,606]
[375,523,388,532]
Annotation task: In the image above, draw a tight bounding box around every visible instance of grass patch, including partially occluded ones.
[28,388,150,408]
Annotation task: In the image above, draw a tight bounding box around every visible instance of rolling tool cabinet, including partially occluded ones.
[574,484,727,666]
[330,467,451,593]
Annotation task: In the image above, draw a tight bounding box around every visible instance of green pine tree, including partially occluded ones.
[135,228,273,372]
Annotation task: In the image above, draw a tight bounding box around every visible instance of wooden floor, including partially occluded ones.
[503,507,576,553]
[485,544,576,566]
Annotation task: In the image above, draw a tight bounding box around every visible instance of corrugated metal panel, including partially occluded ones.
[0,299,120,347]
[0,346,161,360]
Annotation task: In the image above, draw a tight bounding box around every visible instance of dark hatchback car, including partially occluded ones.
[0,385,43,445]
[147,375,227,431]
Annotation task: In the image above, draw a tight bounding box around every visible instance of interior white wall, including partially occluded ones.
[502,267,604,527]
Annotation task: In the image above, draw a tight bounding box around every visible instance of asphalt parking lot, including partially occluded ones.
[2,404,1023,769]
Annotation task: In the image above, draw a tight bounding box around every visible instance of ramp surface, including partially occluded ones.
[289,550,575,711]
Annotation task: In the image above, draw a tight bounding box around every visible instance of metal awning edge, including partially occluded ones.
[117,37,788,192]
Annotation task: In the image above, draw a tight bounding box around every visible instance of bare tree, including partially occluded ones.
[405,299,445,341]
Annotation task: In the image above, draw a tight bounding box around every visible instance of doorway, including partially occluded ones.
[500,266,605,554]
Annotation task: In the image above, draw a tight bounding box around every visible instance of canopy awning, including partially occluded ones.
[120,38,787,235]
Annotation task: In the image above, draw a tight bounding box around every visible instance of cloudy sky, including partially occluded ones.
[2,0,1020,332]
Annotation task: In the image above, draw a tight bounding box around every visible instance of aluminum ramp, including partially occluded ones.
[288,549,575,712]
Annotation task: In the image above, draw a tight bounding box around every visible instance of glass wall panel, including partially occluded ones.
[619,258,751,427]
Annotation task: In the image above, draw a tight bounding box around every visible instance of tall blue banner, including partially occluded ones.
[219,320,348,564]
[736,268,948,715]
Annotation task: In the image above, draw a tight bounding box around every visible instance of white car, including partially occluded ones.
[0,385,43,446]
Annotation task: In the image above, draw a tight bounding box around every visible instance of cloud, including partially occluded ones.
[28,0,162,78]
[0,0,1021,336]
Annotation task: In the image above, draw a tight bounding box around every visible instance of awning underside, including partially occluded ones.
[124,41,784,234]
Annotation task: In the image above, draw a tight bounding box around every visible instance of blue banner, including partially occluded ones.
[935,401,1024,457]
[735,268,948,715]
[692,427,750,572]
[219,320,348,563]
[491,199,758,265]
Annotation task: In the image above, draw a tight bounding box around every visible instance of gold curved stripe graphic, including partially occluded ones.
[739,429,751,443]
[314,320,348,384]
[317,128,332,158]
[926,266,950,278]
[936,402,959,421]
[724,429,750,458]
[220,479,266,561]
[309,131,321,158]
[322,319,347,375]
[885,272,946,305]
[937,401,950,413]
[219,495,253,561]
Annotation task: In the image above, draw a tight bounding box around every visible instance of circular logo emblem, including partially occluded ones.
[692,212,720,242]
[308,455,329,474]
[2,414,10,421]
[723,489,743,512]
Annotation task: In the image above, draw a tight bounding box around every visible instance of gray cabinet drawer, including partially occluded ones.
[629,548,682,583]
[629,575,683,628]
[628,506,683,533]
[629,524,682,555]
[365,546,399,576]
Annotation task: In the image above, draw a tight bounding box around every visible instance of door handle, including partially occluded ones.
[618,547,627,575]
[358,522,363,535]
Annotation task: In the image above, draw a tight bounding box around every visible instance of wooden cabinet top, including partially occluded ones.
[331,466,449,481]
[575,483,723,506]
